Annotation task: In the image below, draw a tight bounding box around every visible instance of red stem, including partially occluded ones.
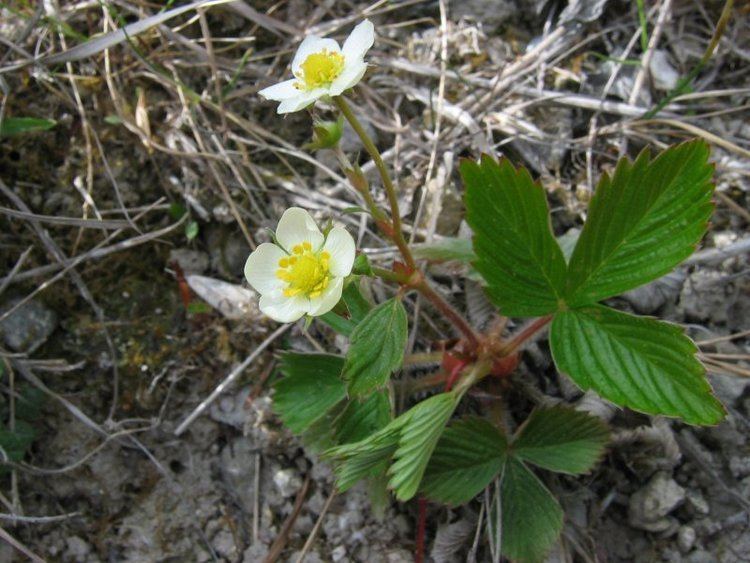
[498,315,553,356]
[415,497,428,563]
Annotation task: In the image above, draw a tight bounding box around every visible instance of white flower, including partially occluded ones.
[258,20,375,114]
[244,208,355,323]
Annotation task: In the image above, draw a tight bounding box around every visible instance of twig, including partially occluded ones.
[0,526,44,563]
[263,475,311,563]
[174,323,291,435]
[295,490,337,563]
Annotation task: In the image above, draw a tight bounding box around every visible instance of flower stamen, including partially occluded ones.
[295,49,345,90]
[276,245,332,298]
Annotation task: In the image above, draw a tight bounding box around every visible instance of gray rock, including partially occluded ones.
[273,467,302,498]
[0,298,57,353]
[678,526,697,553]
[206,226,252,278]
[628,471,686,532]
[243,543,269,562]
[622,270,686,314]
[168,248,209,274]
[287,550,324,563]
[709,372,750,407]
[679,270,730,323]
[220,436,258,513]
[686,489,710,516]
[649,50,680,91]
[686,550,718,563]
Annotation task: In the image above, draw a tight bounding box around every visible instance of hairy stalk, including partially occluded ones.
[413,279,480,350]
[333,95,415,270]
[334,95,479,349]
[497,315,553,357]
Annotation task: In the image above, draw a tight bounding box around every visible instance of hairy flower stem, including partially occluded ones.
[333,96,415,270]
[497,315,553,357]
[413,279,480,350]
[334,95,479,349]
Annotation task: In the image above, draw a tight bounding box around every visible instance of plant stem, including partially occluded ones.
[333,95,478,349]
[333,95,416,270]
[414,279,480,350]
[372,266,407,284]
[498,315,553,356]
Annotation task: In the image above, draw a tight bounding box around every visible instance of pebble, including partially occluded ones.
[0,298,57,353]
[678,526,697,553]
[168,248,209,274]
[686,489,710,516]
[273,467,302,498]
[628,471,686,532]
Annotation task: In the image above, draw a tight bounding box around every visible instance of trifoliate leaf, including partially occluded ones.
[343,298,408,397]
[512,406,609,474]
[421,417,508,505]
[334,390,391,445]
[389,392,459,501]
[566,140,714,306]
[325,420,404,492]
[274,353,346,434]
[498,458,563,563]
[550,305,725,425]
[462,156,566,317]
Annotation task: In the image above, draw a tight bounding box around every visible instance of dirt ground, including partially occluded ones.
[0,0,749,561]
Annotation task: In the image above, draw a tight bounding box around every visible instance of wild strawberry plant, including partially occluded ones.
[244,19,724,562]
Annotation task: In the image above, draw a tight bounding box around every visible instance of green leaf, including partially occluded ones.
[342,279,372,324]
[0,117,56,138]
[325,422,403,492]
[0,421,36,462]
[412,237,476,263]
[352,253,373,276]
[512,406,609,474]
[318,311,357,336]
[565,140,714,306]
[422,417,507,505]
[326,392,457,499]
[550,305,725,425]
[343,298,408,397]
[274,353,346,434]
[499,458,563,563]
[334,390,391,445]
[389,392,459,501]
[185,220,199,240]
[462,155,566,317]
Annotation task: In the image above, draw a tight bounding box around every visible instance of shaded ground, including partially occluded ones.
[0,0,749,561]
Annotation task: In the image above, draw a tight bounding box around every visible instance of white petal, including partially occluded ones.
[323,226,355,277]
[328,61,367,96]
[342,20,375,62]
[244,242,286,295]
[308,277,344,316]
[259,294,309,323]
[275,207,324,252]
[258,79,300,101]
[292,36,341,75]
[276,89,324,114]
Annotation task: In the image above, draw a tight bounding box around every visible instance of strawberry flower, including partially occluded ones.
[258,20,375,114]
[244,208,355,322]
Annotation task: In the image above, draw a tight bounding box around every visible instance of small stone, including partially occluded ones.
[686,489,710,516]
[287,550,324,563]
[628,471,686,532]
[331,545,347,562]
[0,298,57,352]
[678,526,697,553]
[212,529,238,559]
[273,467,302,498]
[729,455,750,478]
[64,536,91,560]
[649,50,680,91]
[168,248,209,274]
[243,544,269,562]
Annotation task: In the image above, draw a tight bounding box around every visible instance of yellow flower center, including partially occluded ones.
[276,241,331,298]
[296,49,345,90]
